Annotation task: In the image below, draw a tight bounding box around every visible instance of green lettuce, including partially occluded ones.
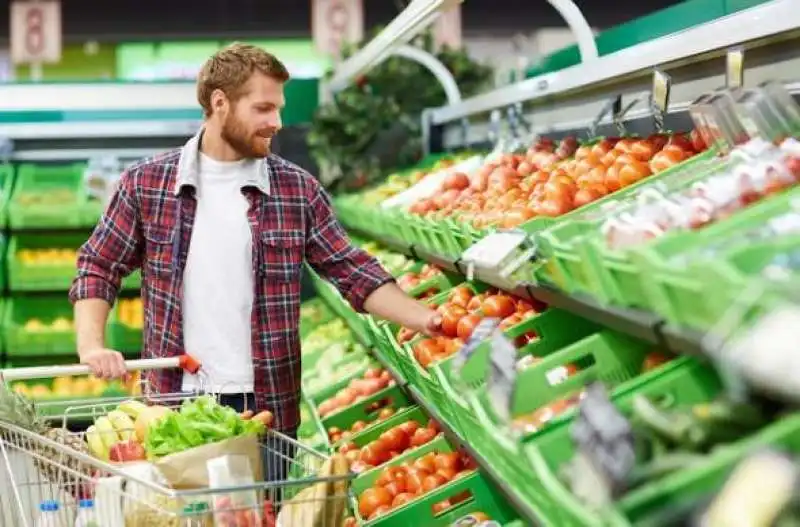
[144,395,265,458]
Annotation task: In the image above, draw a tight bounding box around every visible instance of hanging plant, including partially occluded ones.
[307,27,494,194]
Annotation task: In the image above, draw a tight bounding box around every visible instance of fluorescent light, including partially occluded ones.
[326,0,462,93]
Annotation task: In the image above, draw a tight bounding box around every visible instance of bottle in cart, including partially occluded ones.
[74,499,100,527]
[34,500,67,527]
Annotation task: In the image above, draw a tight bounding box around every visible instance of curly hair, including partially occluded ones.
[197,42,290,117]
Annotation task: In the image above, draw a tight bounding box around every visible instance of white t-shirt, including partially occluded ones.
[181,153,257,393]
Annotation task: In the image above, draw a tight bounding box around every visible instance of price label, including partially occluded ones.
[451,317,501,380]
[569,382,636,506]
[650,69,672,132]
[726,48,744,90]
[486,330,518,422]
[10,0,62,64]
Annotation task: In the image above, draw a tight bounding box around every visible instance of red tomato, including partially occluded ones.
[573,187,604,208]
[405,468,427,494]
[422,474,447,492]
[642,351,673,371]
[448,286,474,308]
[631,140,657,162]
[359,487,392,518]
[456,314,483,340]
[392,493,416,508]
[667,133,695,152]
[481,295,516,318]
[432,499,453,514]
[379,428,410,452]
[619,161,652,187]
[434,452,461,471]
[410,427,437,447]
[398,420,421,437]
[440,305,468,338]
[443,172,470,191]
[369,505,391,521]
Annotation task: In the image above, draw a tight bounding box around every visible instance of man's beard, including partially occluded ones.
[221,113,273,159]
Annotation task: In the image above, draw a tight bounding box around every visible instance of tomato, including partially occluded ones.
[448,286,474,308]
[667,133,695,152]
[642,351,673,371]
[359,487,392,518]
[601,149,619,167]
[466,294,485,312]
[648,133,669,150]
[380,428,410,452]
[392,492,416,508]
[690,129,706,152]
[405,468,428,494]
[649,149,683,173]
[384,477,408,497]
[422,474,447,492]
[488,166,522,192]
[591,139,614,159]
[619,160,652,187]
[428,419,441,434]
[631,140,657,162]
[517,160,536,177]
[343,517,358,527]
[613,138,636,153]
[456,314,483,340]
[410,427,437,447]
[398,420,421,437]
[481,295,516,318]
[377,407,396,420]
[575,145,593,160]
[537,197,573,217]
[396,327,417,344]
[413,454,436,473]
[439,305,467,338]
[434,452,461,472]
[502,207,536,228]
[339,441,358,454]
[359,443,387,467]
[443,172,470,191]
[432,499,453,514]
[573,187,604,208]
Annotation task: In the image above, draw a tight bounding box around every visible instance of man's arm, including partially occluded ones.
[69,170,143,377]
[305,180,440,335]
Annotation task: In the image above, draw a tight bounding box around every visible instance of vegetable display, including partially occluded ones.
[316,368,395,418]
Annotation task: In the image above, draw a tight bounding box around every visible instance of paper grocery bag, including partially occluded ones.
[154,433,263,489]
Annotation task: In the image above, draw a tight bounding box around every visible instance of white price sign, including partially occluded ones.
[10,0,62,65]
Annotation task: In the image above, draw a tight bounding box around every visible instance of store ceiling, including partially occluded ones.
[0,0,683,44]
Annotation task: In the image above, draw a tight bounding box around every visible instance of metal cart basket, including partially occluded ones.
[0,356,353,527]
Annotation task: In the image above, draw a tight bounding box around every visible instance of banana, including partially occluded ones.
[85,425,109,460]
[117,399,148,420]
[94,416,120,450]
[107,410,137,442]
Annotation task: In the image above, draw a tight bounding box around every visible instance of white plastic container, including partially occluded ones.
[73,499,98,527]
[34,500,68,527]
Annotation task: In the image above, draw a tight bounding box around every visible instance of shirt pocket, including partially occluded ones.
[143,225,176,277]
[259,230,305,283]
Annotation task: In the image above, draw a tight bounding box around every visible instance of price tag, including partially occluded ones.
[569,382,636,506]
[451,317,501,380]
[486,330,518,422]
[650,69,672,132]
[726,47,744,90]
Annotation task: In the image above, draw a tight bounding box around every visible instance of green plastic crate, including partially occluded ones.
[318,383,413,435]
[524,357,725,526]
[298,391,330,454]
[303,355,375,401]
[464,329,653,509]
[7,233,86,291]
[4,297,75,357]
[0,164,17,227]
[632,185,800,330]
[107,298,142,352]
[351,435,518,526]
[8,163,94,230]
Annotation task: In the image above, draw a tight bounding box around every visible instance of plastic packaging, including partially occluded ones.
[207,454,262,527]
[34,500,68,527]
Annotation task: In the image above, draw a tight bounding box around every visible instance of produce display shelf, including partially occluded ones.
[344,221,704,356]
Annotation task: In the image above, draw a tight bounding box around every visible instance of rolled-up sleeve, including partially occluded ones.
[305,179,394,313]
[69,170,143,306]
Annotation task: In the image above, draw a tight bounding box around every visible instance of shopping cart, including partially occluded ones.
[0,356,354,527]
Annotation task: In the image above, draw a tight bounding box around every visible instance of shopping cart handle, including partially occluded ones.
[0,355,202,382]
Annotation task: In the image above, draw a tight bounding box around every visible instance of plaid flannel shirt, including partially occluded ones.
[69,135,394,432]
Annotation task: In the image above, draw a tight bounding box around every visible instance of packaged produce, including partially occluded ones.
[207,454,262,527]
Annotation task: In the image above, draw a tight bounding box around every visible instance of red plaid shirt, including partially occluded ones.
[69,147,393,432]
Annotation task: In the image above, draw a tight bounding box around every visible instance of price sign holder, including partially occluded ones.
[461,230,539,288]
[451,317,501,382]
[588,95,621,139]
[650,69,672,132]
[569,382,636,507]
[726,47,744,90]
[486,330,519,423]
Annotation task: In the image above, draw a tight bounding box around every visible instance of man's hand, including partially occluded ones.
[80,348,128,380]
[422,311,443,337]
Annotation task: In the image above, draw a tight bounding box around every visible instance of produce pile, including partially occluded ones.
[405,132,708,229]
[84,396,273,462]
[11,372,137,400]
[315,367,395,418]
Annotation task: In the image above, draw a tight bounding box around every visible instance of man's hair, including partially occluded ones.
[197,42,290,117]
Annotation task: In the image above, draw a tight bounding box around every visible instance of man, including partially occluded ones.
[69,43,441,475]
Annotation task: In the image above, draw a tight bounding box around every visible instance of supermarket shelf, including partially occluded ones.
[526,283,663,345]
[342,222,706,355]
[429,0,800,126]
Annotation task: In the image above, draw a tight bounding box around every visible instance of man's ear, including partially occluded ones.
[211,88,228,115]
